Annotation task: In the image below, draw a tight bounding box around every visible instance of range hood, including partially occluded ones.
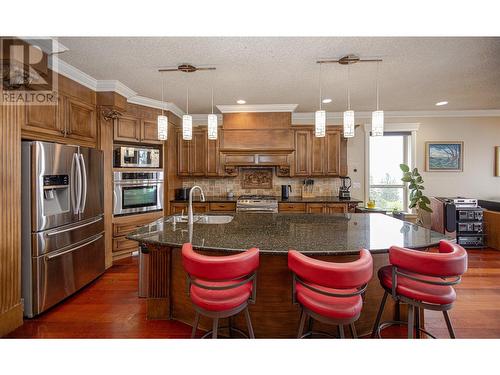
[219,112,294,175]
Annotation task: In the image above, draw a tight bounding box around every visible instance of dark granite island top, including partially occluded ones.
[127,212,450,255]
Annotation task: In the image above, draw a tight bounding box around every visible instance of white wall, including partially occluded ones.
[345,116,500,202]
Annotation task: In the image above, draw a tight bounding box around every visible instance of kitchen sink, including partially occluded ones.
[168,214,234,224]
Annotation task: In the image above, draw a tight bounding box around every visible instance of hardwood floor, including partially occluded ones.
[5,249,500,339]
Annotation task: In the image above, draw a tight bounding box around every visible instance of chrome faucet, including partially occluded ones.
[188,186,205,225]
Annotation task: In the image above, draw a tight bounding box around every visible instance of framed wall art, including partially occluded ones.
[425,141,464,172]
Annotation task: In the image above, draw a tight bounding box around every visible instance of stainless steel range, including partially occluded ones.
[236,195,278,213]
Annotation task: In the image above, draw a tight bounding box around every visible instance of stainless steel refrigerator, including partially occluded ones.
[21,141,105,317]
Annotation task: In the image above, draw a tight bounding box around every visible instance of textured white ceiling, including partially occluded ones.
[58,37,500,113]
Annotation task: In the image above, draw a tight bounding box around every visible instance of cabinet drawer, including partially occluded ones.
[279,203,306,212]
[209,202,236,212]
[306,203,326,214]
[325,203,347,214]
[113,236,139,253]
[113,222,139,237]
[170,202,209,214]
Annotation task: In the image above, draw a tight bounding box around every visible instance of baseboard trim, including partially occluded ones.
[0,303,23,337]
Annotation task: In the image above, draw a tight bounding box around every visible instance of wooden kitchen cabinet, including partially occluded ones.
[209,202,236,212]
[293,127,346,177]
[306,203,326,214]
[141,119,163,144]
[278,203,306,212]
[21,94,98,147]
[177,129,221,177]
[114,115,163,145]
[325,203,347,214]
[170,202,209,214]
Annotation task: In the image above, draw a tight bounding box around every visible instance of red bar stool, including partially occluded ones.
[288,249,373,338]
[372,240,468,339]
[181,243,259,339]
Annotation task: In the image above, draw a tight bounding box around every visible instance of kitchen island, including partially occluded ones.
[128,213,449,338]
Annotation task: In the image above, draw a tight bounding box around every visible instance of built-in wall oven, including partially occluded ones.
[113,145,160,168]
[113,171,164,215]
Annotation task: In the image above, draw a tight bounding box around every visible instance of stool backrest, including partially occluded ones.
[288,249,373,289]
[182,243,259,281]
[389,240,468,278]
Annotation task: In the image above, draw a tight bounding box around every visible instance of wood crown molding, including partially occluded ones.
[216,104,298,113]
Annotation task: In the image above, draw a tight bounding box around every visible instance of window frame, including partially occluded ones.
[364,123,419,213]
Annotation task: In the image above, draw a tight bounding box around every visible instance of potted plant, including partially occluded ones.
[400,164,432,225]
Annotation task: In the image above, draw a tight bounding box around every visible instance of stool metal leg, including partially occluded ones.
[297,309,307,338]
[307,315,314,333]
[443,310,456,339]
[212,318,219,339]
[191,312,200,338]
[371,291,388,338]
[338,325,345,339]
[244,308,255,339]
[228,316,233,338]
[350,323,357,339]
[415,307,421,339]
[407,304,414,339]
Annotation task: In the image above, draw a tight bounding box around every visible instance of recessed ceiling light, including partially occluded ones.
[237,99,246,104]
[435,101,448,106]
[322,98,332,104]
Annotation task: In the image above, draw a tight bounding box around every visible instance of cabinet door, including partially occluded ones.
[177,132,190,176]
[311,135,325,175]
[279,203,306,213]
[193,203,209,213]
[22,97,63,136]
[325,203,347,214]
[325,130,341,176]
[65,97,97,144]
[141,119,163,144]
[294,130,310,176]
[190,131,207,176]
[206,138,220,176]
[114,115,141,142]
[170,203,187,214]
[306,203,325,214]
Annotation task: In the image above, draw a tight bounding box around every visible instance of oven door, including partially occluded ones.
[114,182,164,215]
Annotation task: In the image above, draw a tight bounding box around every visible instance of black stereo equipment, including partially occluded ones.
[430,197,485,249]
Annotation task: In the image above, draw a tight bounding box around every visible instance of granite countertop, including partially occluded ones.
[127,213,449,255]
[170,196,362,204]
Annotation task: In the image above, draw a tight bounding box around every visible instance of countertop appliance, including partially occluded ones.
[338,176,352,200]
[281,185,292,200]
[175,187,191,201]
[21,141,105,318]
[113,171,164,215]
[430,197,484,248]
[236,195,278,213]
[113,145,160,168]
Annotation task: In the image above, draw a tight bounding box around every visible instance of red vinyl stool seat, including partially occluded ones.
[372,240,468,339]
[182,243,259,339]
[288,249,373,338]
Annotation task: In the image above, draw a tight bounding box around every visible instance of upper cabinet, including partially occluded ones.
[114,116,162,145]
[21,77,98,147]
[177,128,220,177]
[293,126,347,177]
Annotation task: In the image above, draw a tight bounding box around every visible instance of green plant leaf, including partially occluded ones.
[421,196,430,204]
[412,168,419,176]
[409,202,417,209]
[418,202,433,213]
[409,183,417,189]
[418,185,425,190]
[416,176,423,183]
[402,176,412,183]
[415,190,422,198]
[400,164,410,172]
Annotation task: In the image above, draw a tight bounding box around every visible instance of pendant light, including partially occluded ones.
[314,62,326,138]
[182,87,192,140]
[207,87,217,140]
[343,65,355,138]
[371,61,384,136]
[157,75,168,141]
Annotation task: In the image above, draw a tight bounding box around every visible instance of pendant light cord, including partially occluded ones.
[347,65,351,111]
[161,74,165,116]
[376,61,380,111]
[186,87,189,115]
[319,62,322,110]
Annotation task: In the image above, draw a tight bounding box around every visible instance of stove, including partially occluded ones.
[236,195,278,213]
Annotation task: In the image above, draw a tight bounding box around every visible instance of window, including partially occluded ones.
[368,132,412,211]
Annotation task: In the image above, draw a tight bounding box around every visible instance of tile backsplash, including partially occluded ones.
[181,169,342,197]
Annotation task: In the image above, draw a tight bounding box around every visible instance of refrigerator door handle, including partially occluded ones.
[71,153,82,215]
[45,233,104,260]
[46,216,103,236]
[79,154,88,213]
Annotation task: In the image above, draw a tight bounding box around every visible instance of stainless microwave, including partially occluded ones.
[113,171,164,215]
[113,145,160,168]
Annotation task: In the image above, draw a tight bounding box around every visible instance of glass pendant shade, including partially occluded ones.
[371,110,384,137]
[182,115,193,140]
[343,110,355,138]
[157,115,168,141]
[207,114,218,140]
[314,110,326,137]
